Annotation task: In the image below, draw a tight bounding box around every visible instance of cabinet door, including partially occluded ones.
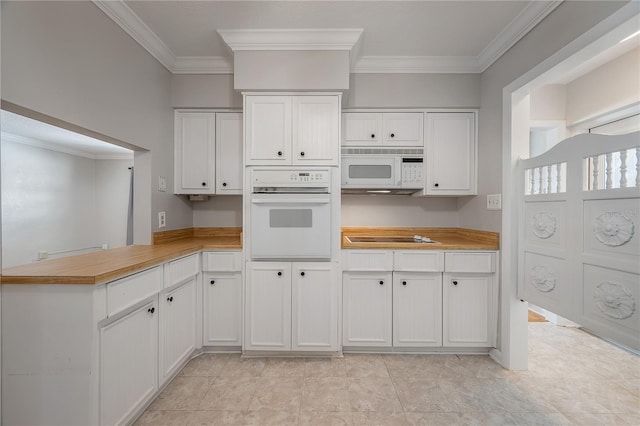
[342,113,382,146]
[442,274,492,347]
[342,272,393,347]
[425,112,476,195]
[174,111,215,194]
[100,300,158,426]
[393,272,442,347]
[291,263,339,351]
[245,262,292,350]
[204,273,242,346]
[245,96,292,165]
[215,112,243,193]
[159,278,197,383]
[382,113,424,146]
[292,96,340,165]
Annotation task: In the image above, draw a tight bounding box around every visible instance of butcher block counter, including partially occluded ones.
[1,227,241,285]
[341,227,499,250]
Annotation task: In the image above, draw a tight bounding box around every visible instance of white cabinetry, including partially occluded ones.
[245,94,340,165]
[100,299,158,426]
[425,112,477,195]
[174,111,216,194]
[393,272,442,347]
[443,252,496,347]
[216,113,243,193]
[342,112,423,147]
[203,251,243,347]
[245,261,339,352]
[342,272,393,346]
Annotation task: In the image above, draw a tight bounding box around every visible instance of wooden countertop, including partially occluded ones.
[1,228,241,285]
[341,227,499,250]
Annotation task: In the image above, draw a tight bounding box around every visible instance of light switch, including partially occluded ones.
[158,211,166,228]
[158,176,167,192]
[487,194,502,210]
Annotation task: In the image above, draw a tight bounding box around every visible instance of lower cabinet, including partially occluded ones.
[245,261,339,352]
[100,299,159,426]
[159,278,198,384]
[393,272,442,347]
[342,272,393,346]
[442,273,493,347]
[204,272,243,346]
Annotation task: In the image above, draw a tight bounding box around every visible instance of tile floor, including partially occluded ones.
[136,323,639,425]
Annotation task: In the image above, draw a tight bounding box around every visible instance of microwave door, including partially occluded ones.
[342,157,400,187]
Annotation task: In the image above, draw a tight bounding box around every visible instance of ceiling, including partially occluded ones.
[95,0,562,74]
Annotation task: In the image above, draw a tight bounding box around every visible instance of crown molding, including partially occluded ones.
[353,56,482,74]
[173,57,234,74]
[217,28,363,51]
[92,0,176,72]
[1,132,134,161]
[477,0,563,72]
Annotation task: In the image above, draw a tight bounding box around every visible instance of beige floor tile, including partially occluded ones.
[348,377,404,412]
[179,354,231,377]
[219,355,266,378]
[198,376,257,411]
[298,410,354,425]
[383,354,464,379]
[262,357,306,377]
[248,376,304,411]
[134,410,191,425]
[457,355,512,379]
[404,411,491,426]
[302,377,352,412]
[345,354,390,378]
[562,412,634,425]
[352,411,410,425]
[391,377,463,412]
[305,357,347,378]
[188,409,298,425]
[149,376,215,411]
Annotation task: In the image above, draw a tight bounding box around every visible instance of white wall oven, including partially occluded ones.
[250,168,332,260]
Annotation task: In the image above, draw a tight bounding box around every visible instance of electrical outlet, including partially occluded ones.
[487,194,502,210]
[158,211,166,228]
[158,176,167,192]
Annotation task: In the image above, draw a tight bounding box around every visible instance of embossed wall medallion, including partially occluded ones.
[532,211,557,239]
[530,265,556,292]
[594,282,636,320]
[594,212,634,247]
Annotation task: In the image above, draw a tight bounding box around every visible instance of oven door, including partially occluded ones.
[250,193,331,260]
[341,156,401,188]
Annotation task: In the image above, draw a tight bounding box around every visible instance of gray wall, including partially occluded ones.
[1,1,193,239]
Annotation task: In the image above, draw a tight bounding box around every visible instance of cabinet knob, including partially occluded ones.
[167,296,174,302]
[210,280,215,285]
[402,281,407,286]
[452,280,458,286]
[277,271,282,277]
[277,151,283,157]
[300,151,305,157]
[434,183,439,188]
[379,280,384,285]
[148,307,155,314]
[202,182,207,186]
[222,182,227,187]
[300,271,305,277]
[390,133,395,138]
[371,134,376,138]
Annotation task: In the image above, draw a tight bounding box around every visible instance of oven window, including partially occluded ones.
[349,164,392,179]
[269,209,313,228]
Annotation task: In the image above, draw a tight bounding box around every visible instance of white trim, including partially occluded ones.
[173,57,233,74]
[92,0,176,72]
[1,132,134,161]
[217,28,363,51]
[352,56,481,74]
[568,101,640,134]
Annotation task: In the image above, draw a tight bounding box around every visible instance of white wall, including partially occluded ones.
[1,1,192,238]
[1,140,131,268]
[530,84,566,121]
[192,196,243,227]
[342,196,459,227]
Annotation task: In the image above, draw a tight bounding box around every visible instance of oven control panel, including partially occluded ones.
[252,168,331,186]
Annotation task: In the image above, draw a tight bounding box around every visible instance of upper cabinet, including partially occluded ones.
[174,111,243,195]
[174,111,216,194]
[245,94,341,166]
[342,112,424,147]
[424,112,477,196]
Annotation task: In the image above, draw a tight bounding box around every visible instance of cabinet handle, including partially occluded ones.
[390,133,395,138]
[210,280,215,285]
[222,182,227,187]
[300,151,305,157]
[379,280,384,285]
[402,281,407,286]
[300,271,305,277]
[202,182,207,186]
[148,307,155,314]
[277,151,283,157]
[371,134,375,138]
[434,183,439,188]
[277,271,282,277]
[167,296,174,302]
[452,280,458,286]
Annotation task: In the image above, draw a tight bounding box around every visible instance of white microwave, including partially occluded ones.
[341,154,424,191]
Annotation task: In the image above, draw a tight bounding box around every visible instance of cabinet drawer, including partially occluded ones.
[202,251,243,272]
[445,252,495,273]
[107,267,163,317]
[394,251,444,272]
[165,254,200,288]
[341,250,393,271]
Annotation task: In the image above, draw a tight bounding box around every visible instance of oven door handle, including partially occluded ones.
[251,198,330,205]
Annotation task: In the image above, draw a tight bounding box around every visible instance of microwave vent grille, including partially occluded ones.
[341,147,424,155]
